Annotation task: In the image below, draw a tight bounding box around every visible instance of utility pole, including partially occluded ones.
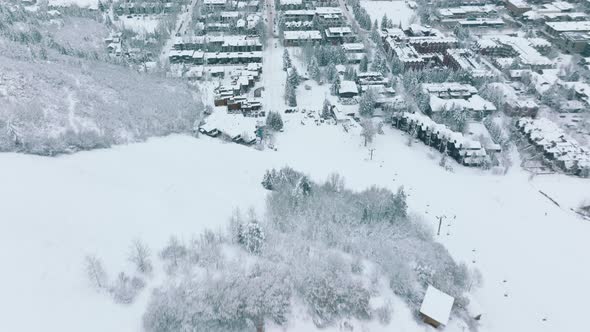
[369,148,375,160]
[436,215,446,236]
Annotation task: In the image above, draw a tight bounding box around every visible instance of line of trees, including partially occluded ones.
[283,50,298,106]
[347,0,372,30]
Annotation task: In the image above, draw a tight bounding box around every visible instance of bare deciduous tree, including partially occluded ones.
[129,239,153,275]
[85,254,108,290]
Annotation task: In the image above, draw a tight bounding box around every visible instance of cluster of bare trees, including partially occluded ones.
[85,240,153,304]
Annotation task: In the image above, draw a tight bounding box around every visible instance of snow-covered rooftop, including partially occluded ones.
[283,9,316,16]
[283,30,322,40]
[280,0,302,5]
[546,21,590,33]
[203,0,226,4]
[420,285,455,326]
[429,95,496,113]
[342,43,365,52]
[315,7,343,15]
[422,83,478,96]
[480,36,553,67]
[339,80,358,95]
[518,118,590,169]
[326,26,353,35]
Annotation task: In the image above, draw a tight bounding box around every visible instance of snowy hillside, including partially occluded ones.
[0,50,201,154]
[1,119,588,331]
[0,5,201,155]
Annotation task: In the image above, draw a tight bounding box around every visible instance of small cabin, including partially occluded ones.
[419,285,455,328]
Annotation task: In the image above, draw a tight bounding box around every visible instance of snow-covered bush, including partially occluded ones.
[296,254,371,327]
[110,272,145,304]
[143,260,291,332]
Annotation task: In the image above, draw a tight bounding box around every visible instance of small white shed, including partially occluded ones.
[419,285,455,328]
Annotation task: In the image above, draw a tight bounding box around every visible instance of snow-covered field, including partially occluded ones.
[361,0,417,26]
[3,1,590,331]
[1,116,589,331]
[118,15,162,34]
[49,0,98,9]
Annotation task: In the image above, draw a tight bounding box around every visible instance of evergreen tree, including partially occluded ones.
[285,80,297,107]
[295,176,312,196]
[359,88,376,117]
[381,14,389,30]
[392,186,408,220]
[322,99,332,119]
[440,104,468,132]
[302,42,314,65]
[415,89,430,113]
[371,20,381,44]
[262,170,276,190]
[326,63,337,82]
[308,57,321,82]
[359,55,368,72]
[283,49,291,71]
[288,67,300,87]
[391,56,403,75]
[314,45,327,66]
[237,221,265,255]
[344,66,357,80]
[266,111,284,131]
[370,52,387,75]
[331,75,341,96]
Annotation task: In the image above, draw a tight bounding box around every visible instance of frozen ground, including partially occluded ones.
[0,115,589,331]
[361,0,417,26]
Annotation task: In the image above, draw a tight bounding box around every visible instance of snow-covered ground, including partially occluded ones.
[118,15,161,34]
[1,116,589,331]
[49,0,98,9]
[4,0,590,331]
[361,0,417,26]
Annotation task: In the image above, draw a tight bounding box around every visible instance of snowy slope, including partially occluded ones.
[0,118,588,331]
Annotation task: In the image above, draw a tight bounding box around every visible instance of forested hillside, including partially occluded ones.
[0,2,202,155]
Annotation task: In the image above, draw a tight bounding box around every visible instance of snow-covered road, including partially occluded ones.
[261,0,286,112]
